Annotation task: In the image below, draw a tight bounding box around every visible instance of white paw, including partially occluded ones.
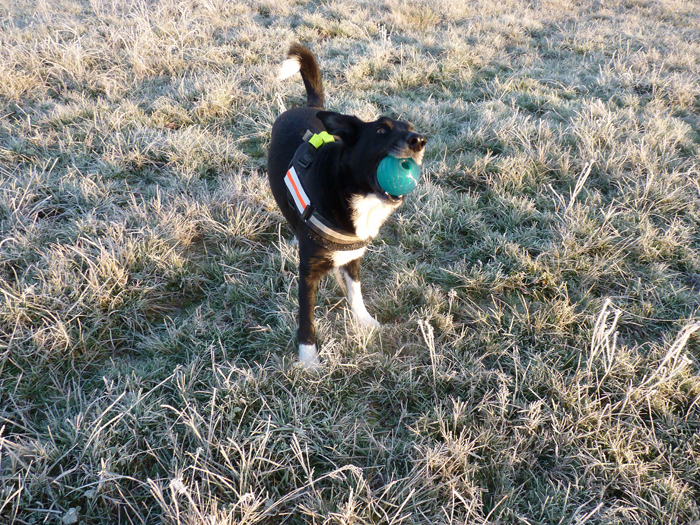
[297,343,321,370]
[343,276,381,329]
[355,311,381,329]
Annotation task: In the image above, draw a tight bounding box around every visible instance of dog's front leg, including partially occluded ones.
[297,257,332,368]
[339,258,381,329]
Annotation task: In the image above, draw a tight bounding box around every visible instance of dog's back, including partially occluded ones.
[268,44,327,229]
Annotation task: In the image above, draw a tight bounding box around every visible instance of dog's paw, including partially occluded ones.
[297,343,321,370]
[355,311,381,329]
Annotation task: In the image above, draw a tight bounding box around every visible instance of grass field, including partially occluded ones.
[2,0,700,523]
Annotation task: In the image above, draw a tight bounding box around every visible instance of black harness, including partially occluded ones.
[284,132,370,251]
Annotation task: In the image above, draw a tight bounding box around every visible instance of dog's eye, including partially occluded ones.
[376,127,387,134]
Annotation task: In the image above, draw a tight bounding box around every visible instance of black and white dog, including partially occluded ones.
[268,43,426,368]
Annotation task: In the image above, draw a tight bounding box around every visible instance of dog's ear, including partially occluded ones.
[316,111,363,144]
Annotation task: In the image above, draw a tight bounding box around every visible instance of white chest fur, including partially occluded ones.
[329,194,399,267]
[349,194,400,240]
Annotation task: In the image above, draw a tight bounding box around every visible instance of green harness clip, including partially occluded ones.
[308,131,335,148]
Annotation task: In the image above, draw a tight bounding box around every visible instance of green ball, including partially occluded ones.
[376,156,421,196]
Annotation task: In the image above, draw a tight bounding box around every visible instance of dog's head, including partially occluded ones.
[317,111,426,202]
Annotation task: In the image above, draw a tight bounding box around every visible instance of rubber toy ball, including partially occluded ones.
[376,156,421,197]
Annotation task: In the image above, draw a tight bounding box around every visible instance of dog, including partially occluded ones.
[268,43,426,368]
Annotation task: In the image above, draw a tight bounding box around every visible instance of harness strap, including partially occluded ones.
[284,132,370,251]
[284,165,312,219]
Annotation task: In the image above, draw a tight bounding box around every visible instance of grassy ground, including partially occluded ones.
[1,0,700,523]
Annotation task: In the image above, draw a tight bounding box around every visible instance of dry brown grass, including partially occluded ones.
[1,0,700,523]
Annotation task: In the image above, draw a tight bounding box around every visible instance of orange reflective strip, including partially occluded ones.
[286,169,307,210]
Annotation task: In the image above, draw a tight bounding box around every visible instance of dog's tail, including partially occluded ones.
[277,43,325,109]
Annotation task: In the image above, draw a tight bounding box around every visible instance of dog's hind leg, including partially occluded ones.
[338,259,381,329]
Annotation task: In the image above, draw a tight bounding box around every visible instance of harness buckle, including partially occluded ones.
[297,149,315,169]
[301,203,314,221]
